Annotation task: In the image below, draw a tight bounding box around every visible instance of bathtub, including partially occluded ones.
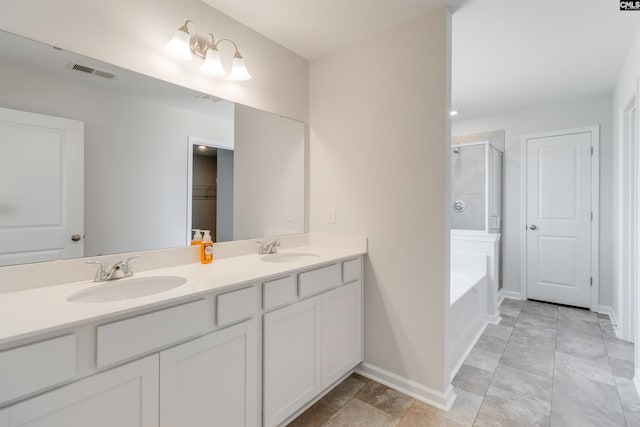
[448,252,489,380]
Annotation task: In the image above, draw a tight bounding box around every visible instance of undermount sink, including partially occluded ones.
[260,252,320,263]
[67,276,189,303]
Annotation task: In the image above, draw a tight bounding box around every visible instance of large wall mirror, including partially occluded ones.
[0,30,305,267]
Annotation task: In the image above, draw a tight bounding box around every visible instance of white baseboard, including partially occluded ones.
[597,305,622,340]
[484,311,502,325]
[449,322,487,382]
[355,362,456,411]
[501,290,524,300]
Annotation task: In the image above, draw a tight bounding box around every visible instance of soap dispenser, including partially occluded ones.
[201,230,213,264]
[191,229,202,246]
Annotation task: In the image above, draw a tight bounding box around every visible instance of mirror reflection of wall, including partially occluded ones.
[0,30,305,267]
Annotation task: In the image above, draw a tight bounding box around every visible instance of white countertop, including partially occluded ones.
[0,245,365,347]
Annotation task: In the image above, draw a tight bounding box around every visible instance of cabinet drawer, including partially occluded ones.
[0,334,76,405]
[96,299,209,368]
[298,264,339,298]
[217,286,258,327]
[263,276,297,311]
[342,258,362,283]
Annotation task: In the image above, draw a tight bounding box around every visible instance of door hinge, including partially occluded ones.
[590,277,593,287]
[591,211,593,221]
[591,146,594,156]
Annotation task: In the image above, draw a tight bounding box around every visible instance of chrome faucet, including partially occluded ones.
[256,239,280,255]
[86,255,140,282]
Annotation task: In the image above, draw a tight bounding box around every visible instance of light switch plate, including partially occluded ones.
[328,207,336,224]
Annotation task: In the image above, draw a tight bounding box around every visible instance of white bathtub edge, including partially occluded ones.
[448,321,488,382]
[356,362,457,411]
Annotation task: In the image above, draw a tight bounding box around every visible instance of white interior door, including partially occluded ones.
[524,128,594,308]
[0,107,84,266]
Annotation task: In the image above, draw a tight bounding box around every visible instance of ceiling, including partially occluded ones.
[204,0,640,121]
[452,0,640,119]
[202,0,466,59]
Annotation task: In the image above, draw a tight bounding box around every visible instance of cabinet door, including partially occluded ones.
[160,319,258,427]
[1,354,158,427]
[263,295,322,427]
[322,281,363,388]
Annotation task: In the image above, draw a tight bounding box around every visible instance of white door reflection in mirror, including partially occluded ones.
[0,107,84,266]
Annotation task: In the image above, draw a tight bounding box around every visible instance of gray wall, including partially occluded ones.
[217,149,234,242]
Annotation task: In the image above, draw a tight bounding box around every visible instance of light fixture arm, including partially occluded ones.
[166,20,251,80]
[179,20,208,58]
[215,38,244,58]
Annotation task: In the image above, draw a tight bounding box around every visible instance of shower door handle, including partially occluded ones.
[529,224,537,230]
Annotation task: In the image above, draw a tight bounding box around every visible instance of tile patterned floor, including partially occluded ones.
[287,299,640,426]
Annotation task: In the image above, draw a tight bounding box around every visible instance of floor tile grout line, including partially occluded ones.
[600,314,630,427]
[547,305,559,427]
[470,300,521,426]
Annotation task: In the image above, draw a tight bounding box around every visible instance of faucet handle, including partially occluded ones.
[122,255,140,277]
[86,261,107,282]
[125,255,140,264]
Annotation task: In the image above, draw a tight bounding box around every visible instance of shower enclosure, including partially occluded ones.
[447,140,504,380]
[450,141,503,233]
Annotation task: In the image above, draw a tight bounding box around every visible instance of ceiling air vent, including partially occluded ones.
[196,93,221,102]
[67,62,116,80]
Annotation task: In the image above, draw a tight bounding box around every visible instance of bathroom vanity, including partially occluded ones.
[0,243,365,427]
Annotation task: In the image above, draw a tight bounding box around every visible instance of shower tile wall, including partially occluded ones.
[451,144,486,230]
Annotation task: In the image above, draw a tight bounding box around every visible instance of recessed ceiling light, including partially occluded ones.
[198,145,207,150]
[450,110,458,116]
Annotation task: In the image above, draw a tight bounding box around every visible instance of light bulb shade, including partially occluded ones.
[230,56,251,81]
[164,29,192,61]
[201,49,225,76]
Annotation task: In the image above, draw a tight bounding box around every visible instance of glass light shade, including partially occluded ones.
[230,57,251,81]
[164,29,192,61]
[201,49,225,76]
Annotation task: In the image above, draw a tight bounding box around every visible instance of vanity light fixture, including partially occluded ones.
[165,20,251,81]
[450,110,459,116]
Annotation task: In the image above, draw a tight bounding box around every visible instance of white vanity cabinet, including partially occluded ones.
[321,281,362,388]
[263,295,322,427]
[0,354,159,427]
[159,319,258,427]
[263,258,363,427]
[0,253,364,427]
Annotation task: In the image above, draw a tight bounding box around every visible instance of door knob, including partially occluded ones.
[529,225,537,230]
[71,234,82,242]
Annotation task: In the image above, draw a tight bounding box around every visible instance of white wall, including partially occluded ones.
[0,63,233,257]
[309,7,452,400]
[217,149,235,242]
[452,94,613,306]
[234,104,305,240]
[611,29,640,345]
[0,0,308,123]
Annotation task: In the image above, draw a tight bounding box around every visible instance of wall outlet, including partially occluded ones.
[286,206,293,222]
[328,207,336,224]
